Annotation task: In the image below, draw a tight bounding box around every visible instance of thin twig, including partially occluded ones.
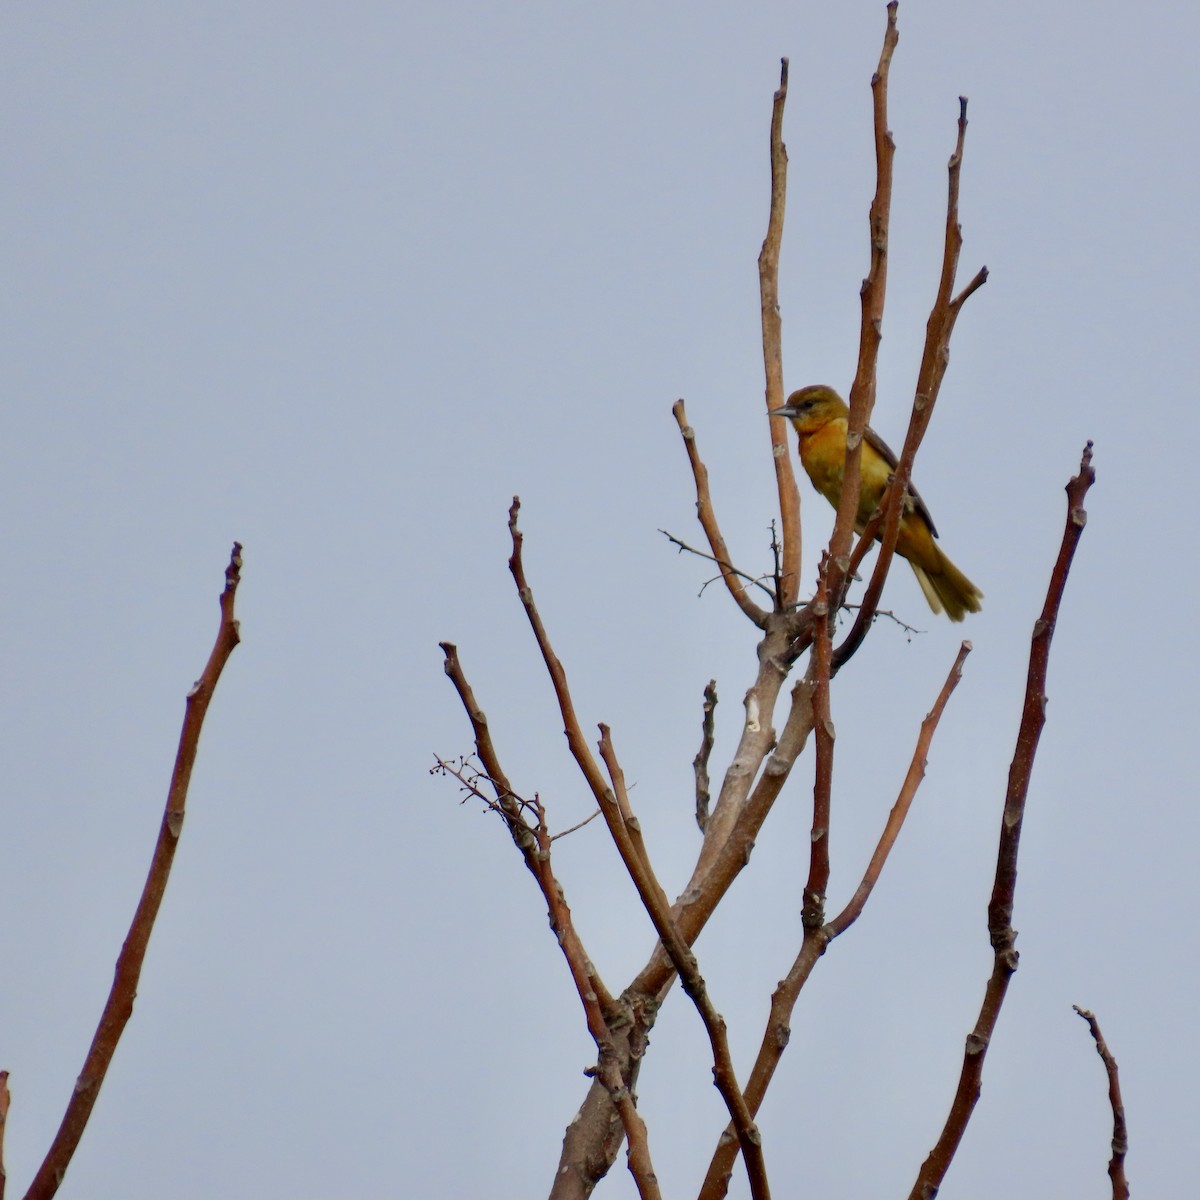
[760,58,803,610]
[909,443,1096,1200]
[432,755,536,828]
[841,604,923,637]
[25,544,244,1200]
[699,641,970,1199]
[693,681,718,833]
[658,530,777,601]
[633,627,813,1006]
[835,96,988,665]
[1073,1006,1130,1200]
[551,808,603,841]
[672,404,770,626]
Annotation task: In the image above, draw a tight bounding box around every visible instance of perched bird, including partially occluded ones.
[771,384,982,621]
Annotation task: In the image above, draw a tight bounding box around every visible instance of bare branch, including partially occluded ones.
[909,443,1096,1199]
[834,94,988,665]
[437,647,663,1197]
[504,502,680,1197]
[643,662,818,999]
[527,503,808,1193]
[25,544,244,1200]
[595,727,771,1200]
[700,640,969,1199]
[952,264,989,312]
[827,0,899,583]
[672,403,770,626]
[693,681,718,833]
[436,652,617,1019]
[826,641,971,937]
[1073,1006,1130,1200]
[841,604,923,638]
[759,58,803,609]
[553,619,819,1196]
[507,498,631,807]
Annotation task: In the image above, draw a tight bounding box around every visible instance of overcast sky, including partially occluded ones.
[3,3,1196,1197]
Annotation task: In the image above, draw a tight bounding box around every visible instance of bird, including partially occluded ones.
[770,384,982,621]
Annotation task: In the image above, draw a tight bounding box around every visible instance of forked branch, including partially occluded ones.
[699,640,971,1200]
[437,645,660,1200]
[502,497,770,1198]
[595,729,770,1200]
[658,529,777,603]
[835,93,987,664]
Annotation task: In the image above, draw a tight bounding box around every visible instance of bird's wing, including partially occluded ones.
[863,425,939,538]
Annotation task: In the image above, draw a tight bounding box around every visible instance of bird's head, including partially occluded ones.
[769,385,849,432]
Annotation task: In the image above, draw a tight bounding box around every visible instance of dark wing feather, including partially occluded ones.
[863,425,939,538]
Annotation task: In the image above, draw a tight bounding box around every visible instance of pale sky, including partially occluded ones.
[3,3,1196,1197]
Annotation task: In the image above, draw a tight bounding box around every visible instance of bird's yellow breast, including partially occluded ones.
[799,419,893,530]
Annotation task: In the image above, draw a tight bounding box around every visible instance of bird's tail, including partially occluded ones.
[909,551,983,623]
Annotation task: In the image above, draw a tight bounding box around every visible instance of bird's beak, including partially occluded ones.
[768,405,798,418]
